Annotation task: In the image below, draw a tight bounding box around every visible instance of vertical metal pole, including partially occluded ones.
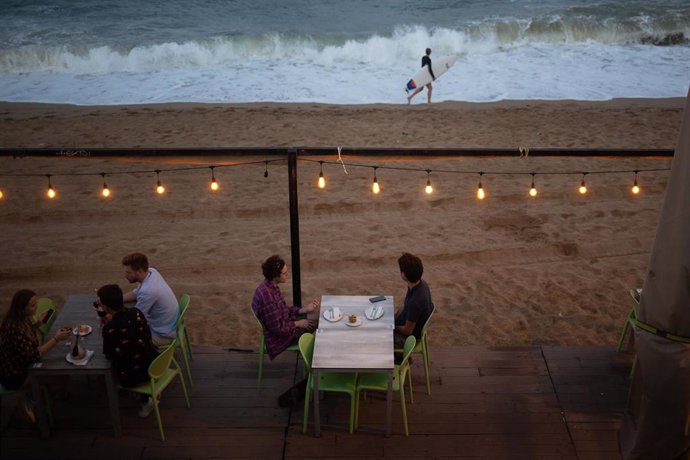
[288,148,302,307]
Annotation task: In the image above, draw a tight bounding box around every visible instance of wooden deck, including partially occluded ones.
[1,345,633,459]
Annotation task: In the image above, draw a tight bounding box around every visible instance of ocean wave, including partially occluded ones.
[1,17,688,74]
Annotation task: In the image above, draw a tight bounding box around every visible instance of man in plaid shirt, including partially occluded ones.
[252,255,320,359]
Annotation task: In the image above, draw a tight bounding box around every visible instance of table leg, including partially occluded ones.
[30,375,50,439]
[386,370,393,437]
[104,369,121,437]
[313,369,321,437]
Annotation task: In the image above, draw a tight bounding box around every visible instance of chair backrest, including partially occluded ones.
[251,308,264,333]
[629,289,640,317]
[420,303,436,338]
[401,335,416,367]
[298,333,315,369]
[178,294,190,319]
[149,341,177,380]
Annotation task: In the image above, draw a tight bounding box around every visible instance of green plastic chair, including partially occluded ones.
[119,340,191,441]
[33,298,57,344]
[175,294,193,386]
[252,309,300,392]
[299,333,358,434]
[617,290,640,352]
[394,303,435,395]
[356,335,416,436]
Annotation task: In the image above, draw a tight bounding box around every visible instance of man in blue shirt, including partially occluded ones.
[122,252,179,347]
[394,252,433,353]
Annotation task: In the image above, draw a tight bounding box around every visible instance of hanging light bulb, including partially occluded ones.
[264,161,269,178]
[317,161,326,189]
[476,172,485,200]
[529,173,538,197]
[372,167,380,194]
[101,173,111,198]
[578,173,588,195]
[209,166,219,191]
[46,175,56,199]
[631,170,640,195]
[155,170,165,195]
[0,188,4,199]
[425,170,433,194]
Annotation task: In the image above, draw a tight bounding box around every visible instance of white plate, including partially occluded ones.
[73,325,93,336]
[65,350,95,366]
[345,318,362,327]
[323,309,343,322]
[365,305,385,320]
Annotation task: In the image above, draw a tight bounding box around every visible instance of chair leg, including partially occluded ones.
[629,354,637,379]
[354,389,361,430]
[617,322,630,352]
[152,396,165,441]
[302,377,312,434]
[179,341,193,387]
[423,340,431,395]
[257,339,265,392]
[400,386,409,436]
[184,327,193,361]
[348,392,356,434]
[407,370,414,404]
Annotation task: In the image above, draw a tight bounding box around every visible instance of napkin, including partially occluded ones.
[331,307,341,320]
[65,349,95,366]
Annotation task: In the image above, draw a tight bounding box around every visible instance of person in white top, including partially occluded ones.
[122,253,179,347]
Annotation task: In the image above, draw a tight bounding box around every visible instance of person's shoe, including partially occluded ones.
[138,398,154,418]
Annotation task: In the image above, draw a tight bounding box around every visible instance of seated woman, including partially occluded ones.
[98,284,158,417]
[251,255,320,360]
[0,289,72,390]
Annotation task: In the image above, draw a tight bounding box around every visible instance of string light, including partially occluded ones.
[529,173,538,197]
[0,187,4,199]
[46,175,56,199]
[317,161,326,189]
[209,166,219,191]
[155,170,165,195]
[476,172,485,200]
[579,173,588,195]
[372,167,380,194]
[631,170,640,194]
[264,161,269,178]
[425,169,433,194]
[100,173,111,198]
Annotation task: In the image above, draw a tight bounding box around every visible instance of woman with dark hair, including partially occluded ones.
[0,289,72,390]
[251,255,320,359]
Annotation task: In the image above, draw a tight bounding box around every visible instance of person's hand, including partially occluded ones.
[295,319,310,329]
[54,326,72,342]
[303,298,320,313]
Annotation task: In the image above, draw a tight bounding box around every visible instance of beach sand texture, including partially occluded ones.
[0,99,684,348]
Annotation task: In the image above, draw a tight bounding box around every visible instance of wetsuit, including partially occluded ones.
[422,55,435,80]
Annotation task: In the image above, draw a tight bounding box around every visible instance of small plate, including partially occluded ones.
[65,350,94,365]
[323,309,343,322]
[73,325,93,336]
[345,318,362,327]
[365,306,385,320]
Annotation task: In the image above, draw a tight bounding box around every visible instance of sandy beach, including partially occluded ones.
[0,98,685,349]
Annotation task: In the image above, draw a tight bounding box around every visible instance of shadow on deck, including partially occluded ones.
[1,345,634,460]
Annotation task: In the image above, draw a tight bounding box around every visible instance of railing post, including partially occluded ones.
[287,148,302,307]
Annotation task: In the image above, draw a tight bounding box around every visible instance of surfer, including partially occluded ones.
[407,48,435,104]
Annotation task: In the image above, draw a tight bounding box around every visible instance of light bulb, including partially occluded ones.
[210,180,219,191]
[156,181,165,194]
[372,178,380,194]
[477,186,485,200]
[529,174,537,197]
[47,186,56,199]
[102,184,111,197]
[632,172,640,194]
[318,173,326,189]
[0,189,4,199]
[425,171,433,194]
[578,174,587,195]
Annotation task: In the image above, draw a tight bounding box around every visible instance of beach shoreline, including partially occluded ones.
[0,97,685,349]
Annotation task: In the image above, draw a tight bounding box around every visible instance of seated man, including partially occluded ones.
[252,255,320,360]
[122,253,179,347]
[394,252,433,353]
[98,284,158,417]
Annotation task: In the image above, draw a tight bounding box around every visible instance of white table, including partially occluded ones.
[312,295,395,436]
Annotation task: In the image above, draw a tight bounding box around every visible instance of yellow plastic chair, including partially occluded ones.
[356,335,416,436]
[119,341,191,441]
[175,294,193,386]
[252,309,300,392]
[394,303,435,395]
[299,333,358,434]
[33,298,57,344]
[617,290,640,352]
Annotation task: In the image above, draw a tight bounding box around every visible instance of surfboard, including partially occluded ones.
[404,55,458,93]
